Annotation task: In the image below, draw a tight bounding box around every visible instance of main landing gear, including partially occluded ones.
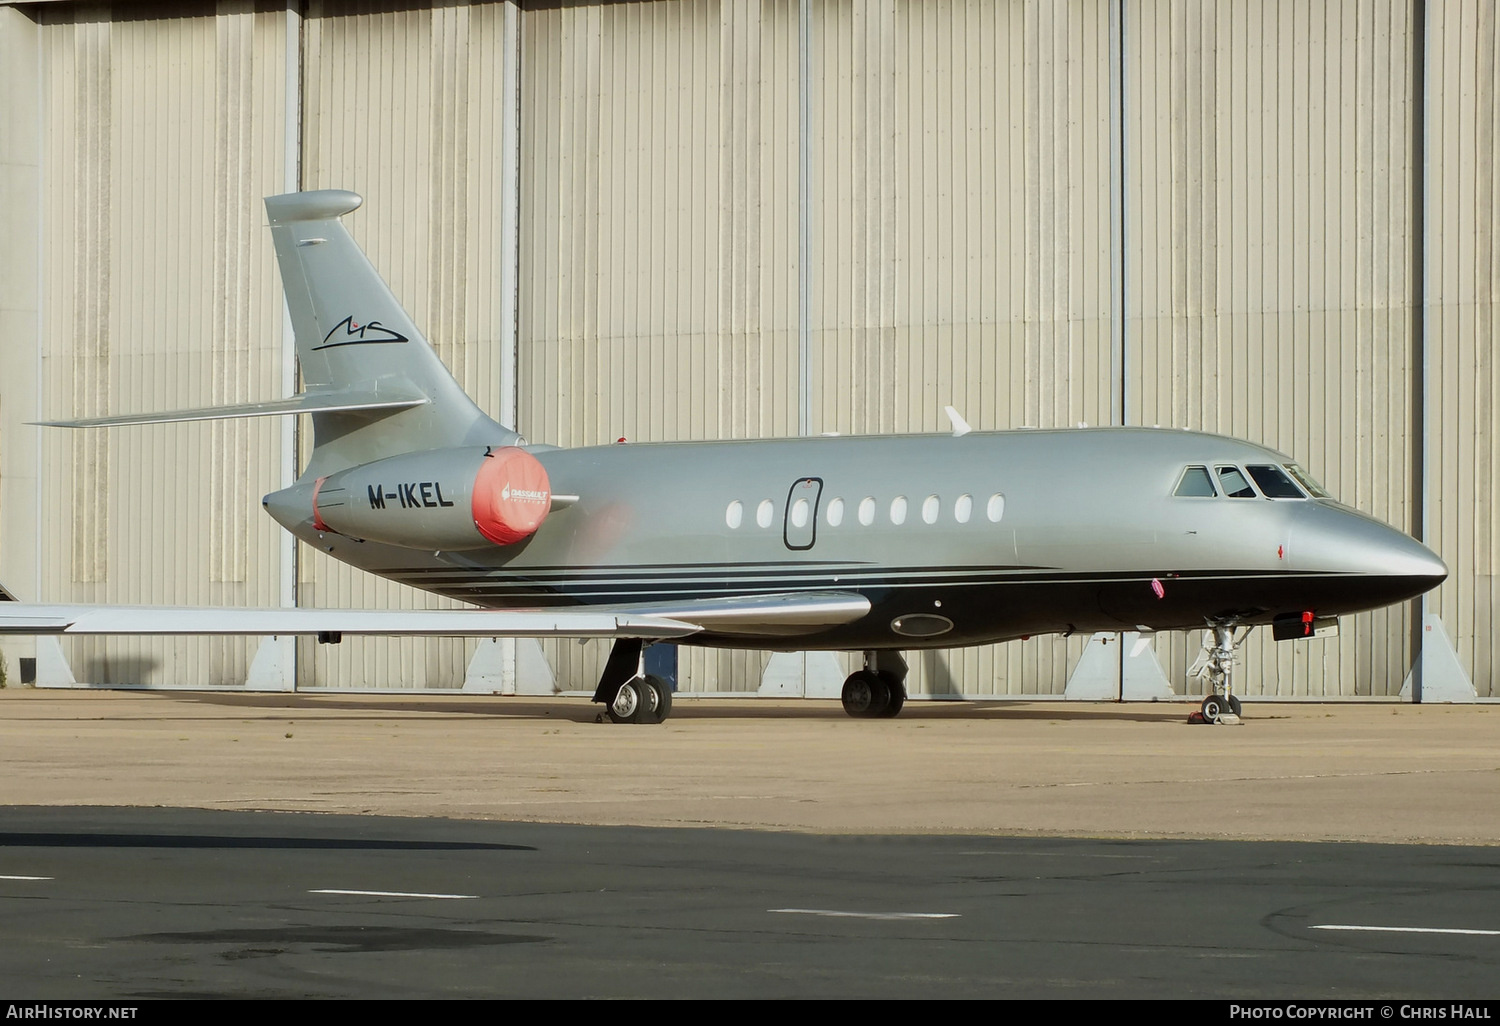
[1190,622,1249,725]
[841,650,909,719]
[593,639,673,724]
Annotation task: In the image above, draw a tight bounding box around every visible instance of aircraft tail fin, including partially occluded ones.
[264,189,518,476]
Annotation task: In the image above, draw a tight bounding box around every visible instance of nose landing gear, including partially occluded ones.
[1189,623,1249,724]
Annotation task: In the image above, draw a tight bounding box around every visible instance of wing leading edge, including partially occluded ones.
[32,387,428,429]
[0,606,696,639]
[0,591,871,641]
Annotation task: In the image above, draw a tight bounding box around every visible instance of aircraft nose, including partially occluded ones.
[1291,503,1446,601]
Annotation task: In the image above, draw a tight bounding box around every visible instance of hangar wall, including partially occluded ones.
[1127,0,1421,696]
[0,0,1495,699]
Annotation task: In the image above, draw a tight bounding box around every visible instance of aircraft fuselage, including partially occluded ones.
[268,426,1446,651]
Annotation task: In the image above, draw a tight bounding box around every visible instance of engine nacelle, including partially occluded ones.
[308,446,552,550]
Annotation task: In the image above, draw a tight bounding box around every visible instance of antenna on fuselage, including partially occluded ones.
[943,406,972,438]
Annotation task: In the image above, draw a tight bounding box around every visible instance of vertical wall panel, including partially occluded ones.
[804,0,1113,697]
[519,0,798,451]
[1126,0,1417,697]
[298,0,522,688]
[36,1,289,686]
[0,5,41,634]
[519,0,799,693]
[1426,0,1500,696]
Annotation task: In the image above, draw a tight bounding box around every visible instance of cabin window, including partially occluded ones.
[1174,466,1217,497]
[1216,466,1257,498]
[726,500,743,528]
[890,496,908,525]
[756,499,774,528]
[955,494,973,523]
[826,497,845,527]
[790,497,811,528]
[1284,462,1331,498]
[858,497,876,526]
[987,493,1005,522]
[1247,465,1305,499]
[922,495,940,524]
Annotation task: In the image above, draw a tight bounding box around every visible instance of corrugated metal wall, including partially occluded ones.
[1126,0,1418,696]
[296,0,521,687]
[807,0,1113,696]
[34,0,289,685]
[1426,0,1499,697]
[519,0,801,693]
[5,0,1497,698]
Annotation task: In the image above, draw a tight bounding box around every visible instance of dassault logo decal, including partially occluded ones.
[313,315,410,351]
[502,483,549,504]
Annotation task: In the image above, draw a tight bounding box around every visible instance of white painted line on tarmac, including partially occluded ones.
[770,908,959,921]
[311,889,478,900]
[956,851,1153,859]
[0,875,52,881]
[1312,925,1500,937]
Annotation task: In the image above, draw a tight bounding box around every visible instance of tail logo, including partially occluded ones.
[313,315,410,350]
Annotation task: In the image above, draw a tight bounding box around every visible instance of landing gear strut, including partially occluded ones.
[1191,623,1249,724]
[593,639,673,724]
[841,651,908,719]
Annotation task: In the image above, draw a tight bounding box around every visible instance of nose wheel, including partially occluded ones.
[1191,624,1249,724]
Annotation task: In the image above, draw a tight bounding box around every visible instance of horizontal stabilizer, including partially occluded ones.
[617,591,871,636]
[0,604,698,640]
[33,388,429,429]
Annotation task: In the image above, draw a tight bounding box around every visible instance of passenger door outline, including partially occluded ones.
[783,477,823,551]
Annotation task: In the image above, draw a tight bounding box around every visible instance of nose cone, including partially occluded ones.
[262,481,316,534]
[1291,503,1447,611]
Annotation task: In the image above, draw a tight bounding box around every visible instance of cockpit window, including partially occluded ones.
[1216,466,1257,498]
[1284,462,1331,498]
[1247,464,1306,499]
[1174,466,1217,497]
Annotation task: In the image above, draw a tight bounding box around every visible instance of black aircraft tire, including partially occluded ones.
[607,680,646,724]
[1200,695,1223,723]
[841,672,878,717]
[1227,695,1242,717]
[642,674,673,724]
[866,676,892,718]
[877,676,906,718]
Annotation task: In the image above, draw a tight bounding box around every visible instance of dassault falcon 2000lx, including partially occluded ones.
[3,190,1446,724]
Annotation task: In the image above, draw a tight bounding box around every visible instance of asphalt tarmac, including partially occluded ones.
[0,690,1497,999]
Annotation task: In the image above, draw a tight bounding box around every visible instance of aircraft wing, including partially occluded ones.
[0,591,870,640]
[0,605,698,640]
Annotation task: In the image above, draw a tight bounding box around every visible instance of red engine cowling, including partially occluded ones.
[307,445,552,550]
[471,446,552,545]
